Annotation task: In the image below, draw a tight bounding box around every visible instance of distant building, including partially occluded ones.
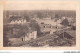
[9,19,27,24]
[62,17,66,20]
[57,19,62,24]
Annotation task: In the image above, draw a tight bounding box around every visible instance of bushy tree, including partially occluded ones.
[29,20,41,36]
[61,18,69,26]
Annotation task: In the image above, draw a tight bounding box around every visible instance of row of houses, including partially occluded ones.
[34,17,63,34]
[34,16,75,35]
[9,19,27,24]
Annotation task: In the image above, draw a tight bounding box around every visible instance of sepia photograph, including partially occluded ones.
[0,0,79,50]
[3,10,76,47]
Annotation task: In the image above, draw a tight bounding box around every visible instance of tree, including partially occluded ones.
[61,18,69,38]
[18,25,29,38]
[8,15,22,22]
[61,18,69,26]
[24,16,31,22]
[54,14,61,30]
[37,12,43,18]
[29,20,40,31]
[29,20,41,36]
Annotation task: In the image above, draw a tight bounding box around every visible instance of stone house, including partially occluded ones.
[21,31,37,41]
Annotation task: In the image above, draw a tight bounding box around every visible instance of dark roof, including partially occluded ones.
[66,30,76,38]
[58,32,73,39]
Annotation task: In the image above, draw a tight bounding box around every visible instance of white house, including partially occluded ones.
[21,31,37,41]
[9,19,27,24]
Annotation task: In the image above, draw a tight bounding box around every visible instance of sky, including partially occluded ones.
[3,1,78,10]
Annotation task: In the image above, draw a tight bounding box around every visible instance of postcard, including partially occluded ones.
[0,0,79,50]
